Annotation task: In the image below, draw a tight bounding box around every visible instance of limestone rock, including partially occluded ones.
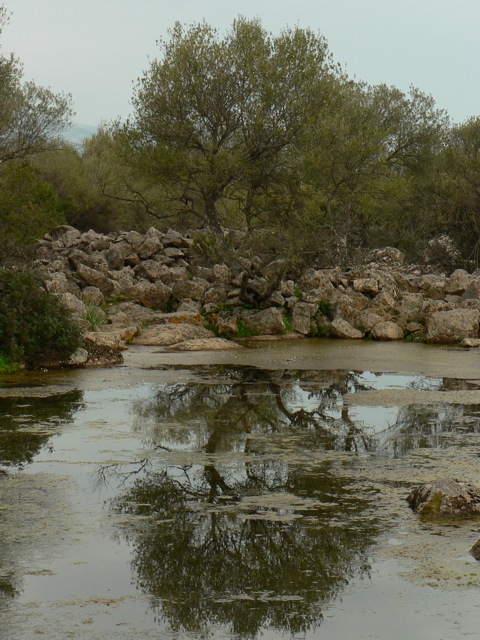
[426,308,479,344]
[371,321,404,341]
[444,269,473,295]
[130,280,172,309]
[292,302,317,335]
[165,337,243,351]
[330,318,364,339]
[133,323,214,346]
[76,263,114,296]
[407,479,480,517]
[241,308,286,335]
[352,277,379,296]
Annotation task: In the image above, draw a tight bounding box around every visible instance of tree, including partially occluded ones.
[119,17,336,231]
[299,82,448,265]
[0,160,64,244]
[433,117,480,266]
[0,6,73,163]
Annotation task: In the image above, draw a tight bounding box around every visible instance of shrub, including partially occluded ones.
[0,269,82,367]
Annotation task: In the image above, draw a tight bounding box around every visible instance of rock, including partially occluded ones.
[423,235,461,267]
[426,309,479,344]
[407,479,480,517]
[470,540,480,561]
[134,260,171,283]
[444,269,473,295]
[462,280,480,300]
[291,302,317,335]
[76,264,115,296]
[44,272,71,294]
[371,321,404,341]
[129,280,172,309]
[133,323,215,346]
[68,347,88,366]
[48,224,81,247]
[81,286,105,307]
[355,311,383,333]
[164,337,243,351]
[107,241,133,270]
[214,315,238,336]
[57,292,87,317]
[330,318,364,339]
[367,247,404,266]
[107,302,162,325]
[460,338,480,348]
[172,278,209,302]
[83,332,124,366]
[241,308,286,335]
[352,278,379,296]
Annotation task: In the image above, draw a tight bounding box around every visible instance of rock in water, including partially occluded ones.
[407,479,480,516]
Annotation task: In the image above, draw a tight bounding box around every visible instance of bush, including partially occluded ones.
[0,269,82,367]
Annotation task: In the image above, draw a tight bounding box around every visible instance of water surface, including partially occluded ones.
[1,341,480,639]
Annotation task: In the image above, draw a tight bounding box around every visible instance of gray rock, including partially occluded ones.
[130,280,172,310]
[241,308,286,335]
[407,479,480,517]
[330,318,364,339]
[76,264,115,296]
[133,323,214,346]
[371,321,404,341]
[426,308,479,344]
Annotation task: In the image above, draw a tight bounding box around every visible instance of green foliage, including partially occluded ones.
[122,17,335,231]
[0,352,17,373]
[0,8,72,164]
[282,314,293,333]
[317,300,331,317]
[234,319,259,338]
[308,320,329,338]
[0,160,65,244]
[0,269,82,366]
[83,303,107,331]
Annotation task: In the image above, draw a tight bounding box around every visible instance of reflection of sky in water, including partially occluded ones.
[348,405,400,434]
[351,371,443,391]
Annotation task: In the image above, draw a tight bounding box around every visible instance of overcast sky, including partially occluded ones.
[2,0,479,126]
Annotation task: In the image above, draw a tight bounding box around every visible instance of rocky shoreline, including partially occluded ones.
[32,225,480,366]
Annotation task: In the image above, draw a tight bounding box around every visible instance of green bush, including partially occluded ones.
[0,269,82,367]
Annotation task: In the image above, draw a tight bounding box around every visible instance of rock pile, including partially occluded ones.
[32,225,480,364]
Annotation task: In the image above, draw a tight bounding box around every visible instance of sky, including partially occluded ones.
[2,0,480,127]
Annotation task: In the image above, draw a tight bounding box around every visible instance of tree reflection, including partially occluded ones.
[115,465,376,638]
[108,366,480,637]
[0,390,83,469]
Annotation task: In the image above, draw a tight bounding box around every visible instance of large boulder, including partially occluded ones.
[129,280,172,309]
[371,320,404,341]
[133,323,214,346]
[330,318,364,339]
[425,308,479,344]
[241,308,286,335]
[407,479,480,517]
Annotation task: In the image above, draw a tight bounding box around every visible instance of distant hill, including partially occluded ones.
[62,123,97,145]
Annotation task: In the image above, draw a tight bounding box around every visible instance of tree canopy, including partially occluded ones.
[0,6,73,164]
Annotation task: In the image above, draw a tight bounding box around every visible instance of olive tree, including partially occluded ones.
[0,6,73,163]
[120,17,336,231]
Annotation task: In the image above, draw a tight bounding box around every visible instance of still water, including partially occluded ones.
[1,340,480,639]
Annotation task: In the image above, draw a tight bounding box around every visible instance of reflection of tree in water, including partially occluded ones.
[109,368,383,637]
[0,390,84,469]
[115,465,377,638]
[109,366,480,637]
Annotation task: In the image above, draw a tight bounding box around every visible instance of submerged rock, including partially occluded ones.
[407,479,480,517]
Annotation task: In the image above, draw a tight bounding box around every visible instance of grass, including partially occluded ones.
[0,352,17,373]
[84,304,108,331]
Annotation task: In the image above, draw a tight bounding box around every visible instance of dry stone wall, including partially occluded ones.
[32,225,480,362]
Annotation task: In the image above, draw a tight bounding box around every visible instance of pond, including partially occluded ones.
[1,340,480,639]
